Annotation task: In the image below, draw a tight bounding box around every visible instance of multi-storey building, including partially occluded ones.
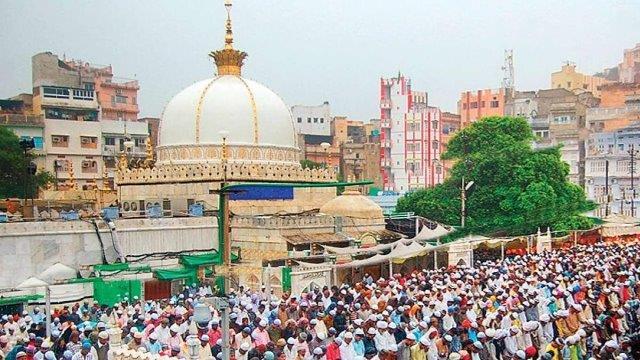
[505,88,599,186]
[291,102,331,139]
[551,63,611,97]
[30,52,147,189]
[139,117,161,151]
[458,88,508,127]
[587,83,640,133]
[586,123,640,218]
[340,142,382,194]
[0,95,46,168]
[618,43,640,84]
[440,111,462,179]
[380,74,442,193]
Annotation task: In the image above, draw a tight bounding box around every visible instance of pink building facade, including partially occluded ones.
[380,74,443,193]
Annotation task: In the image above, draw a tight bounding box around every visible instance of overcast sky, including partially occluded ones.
[1,0,639,120]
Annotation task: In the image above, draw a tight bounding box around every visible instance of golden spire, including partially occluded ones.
[143,137,155,168]
[102,165,111,190]
[224,0,234,50]
[67,160,77,190]
[209,0,247,76]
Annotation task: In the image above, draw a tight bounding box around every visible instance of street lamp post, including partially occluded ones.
[218,130,231,293]
[628,144,638,217]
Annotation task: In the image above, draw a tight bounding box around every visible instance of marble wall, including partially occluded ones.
[0,217,218,289]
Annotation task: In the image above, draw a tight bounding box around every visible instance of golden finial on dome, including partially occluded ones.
[224,0,233,50]
[210,0,247,76]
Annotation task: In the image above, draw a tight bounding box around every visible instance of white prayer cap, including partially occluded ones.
[522,321,539,332]
[604,340,618,349]
[419,336,430,346]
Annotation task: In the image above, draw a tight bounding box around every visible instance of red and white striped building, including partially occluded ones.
[380,73,443,193]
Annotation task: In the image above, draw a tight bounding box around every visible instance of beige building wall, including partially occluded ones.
[551,63,612,97]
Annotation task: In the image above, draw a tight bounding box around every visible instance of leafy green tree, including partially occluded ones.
[0,127,55,198]
[396,116,596,238]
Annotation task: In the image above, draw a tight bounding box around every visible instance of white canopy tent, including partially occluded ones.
[39,263,77,284]
[17,277,48,289]
[38,263,91,304]
[322,224,453,256]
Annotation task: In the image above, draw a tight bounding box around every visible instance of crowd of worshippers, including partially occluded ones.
[1,241,640,360]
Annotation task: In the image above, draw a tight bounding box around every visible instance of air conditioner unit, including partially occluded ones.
[52,137,61,143]
[82,162,90,168]
[81,138,91,144]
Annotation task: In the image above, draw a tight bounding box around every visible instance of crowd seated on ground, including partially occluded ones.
[1,241,639,360]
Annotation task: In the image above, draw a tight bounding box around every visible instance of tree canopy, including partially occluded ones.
[0,127,54,199]
[396,116,596,238]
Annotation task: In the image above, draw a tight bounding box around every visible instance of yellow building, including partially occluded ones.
[551,63,611,97]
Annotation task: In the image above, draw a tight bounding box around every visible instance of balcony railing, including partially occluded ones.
[0,114,44,127]
[103,102,139,112]
[102,78,140,90]
[42,86,96,102]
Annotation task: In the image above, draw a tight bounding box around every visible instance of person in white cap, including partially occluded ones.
[236,342,251,360]
[397,333,415,360]
[152,318,170,344]
[283,337,297,360]
[339,332,357,360]
[198,334,212,359]
[411,336,430,360]
[166,323,183,350]
[599,340,619,360]
[374,320,396,356]
[311,346,324,360]
[252,319,270,346]
[128,331,144,351]
[94,331,110,360]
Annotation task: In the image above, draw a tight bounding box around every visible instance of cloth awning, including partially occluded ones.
[153,268,196,281]
[179,252,239,267]
[0,294,44,306]
[413,224,453,241]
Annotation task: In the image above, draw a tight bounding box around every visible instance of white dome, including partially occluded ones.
[160,75,297,149]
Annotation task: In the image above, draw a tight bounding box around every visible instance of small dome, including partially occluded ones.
[159,75,297,150]
[320,190,384,219]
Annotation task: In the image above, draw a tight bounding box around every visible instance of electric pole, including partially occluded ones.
[605,160,610,217]
[461,175,466,228]
[629,144,637,217]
